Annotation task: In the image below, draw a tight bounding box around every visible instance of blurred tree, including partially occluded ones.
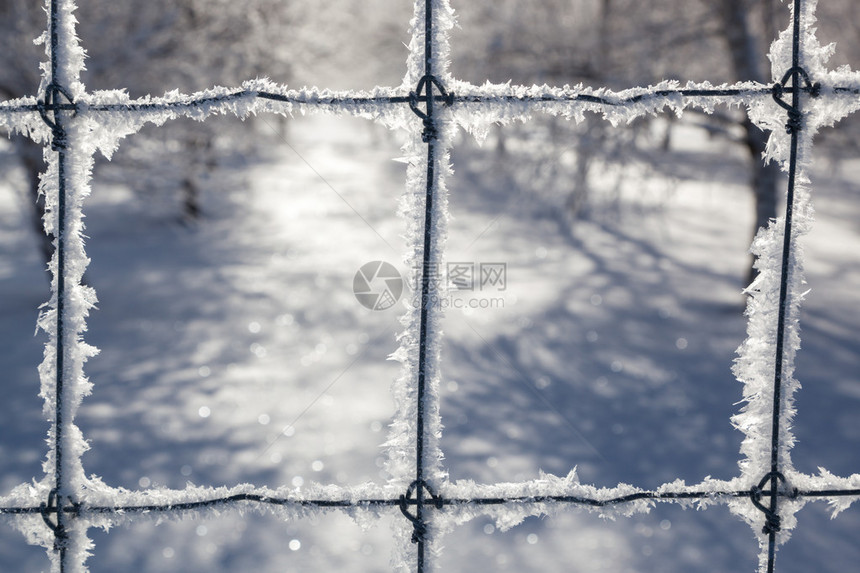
[810,0,860,163]
[449,0,732,229]
[1,0,855,278]
[450,0,857,281]
[717,0,781,282]
[0,0,296,262]
[0,0,52,262]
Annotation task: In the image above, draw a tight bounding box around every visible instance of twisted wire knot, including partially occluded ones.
[37,83,76,151]
[408,75,453,143]
[40,489,68,551]
[398,479,443,543]
[771,66,820,134]
[749,471,796,536]
[761,511,782,535]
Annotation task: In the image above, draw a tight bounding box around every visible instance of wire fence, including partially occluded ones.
[0,0,859,572]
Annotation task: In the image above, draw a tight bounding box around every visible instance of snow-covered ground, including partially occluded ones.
[0,113,858,572]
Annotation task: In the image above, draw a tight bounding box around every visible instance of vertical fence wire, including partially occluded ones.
[415,1,437,571]
[48,0,70,569]
[767,1,804,571]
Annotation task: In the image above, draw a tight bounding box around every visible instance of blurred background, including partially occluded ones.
[0,1,858,572]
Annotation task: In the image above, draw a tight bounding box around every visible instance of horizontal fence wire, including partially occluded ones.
[2,487,860,516]
[1,83,850,116]
[0,0,859,572]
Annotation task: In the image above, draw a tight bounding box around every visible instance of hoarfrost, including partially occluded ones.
[384,1,458,570]
[82,80,411,147]
[451,80,768,144]
[727,1,860,570]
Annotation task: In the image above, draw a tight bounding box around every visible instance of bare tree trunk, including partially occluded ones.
[743,120,781,284]
[719,0,780,283]
[598,0,612,75]
[761,0,778,49]
[180,134,217,223]
[181,176,200,222]
[14,138,53,268]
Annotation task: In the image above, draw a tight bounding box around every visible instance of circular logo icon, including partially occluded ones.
[353,261,404,311]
